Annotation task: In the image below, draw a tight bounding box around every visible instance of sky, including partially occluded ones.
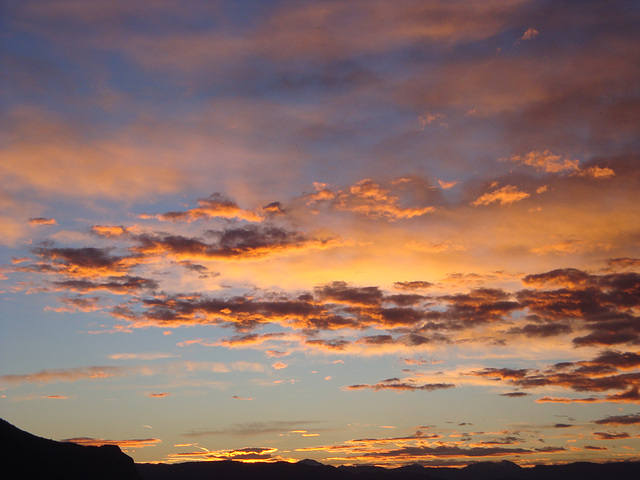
[1,0,640,468]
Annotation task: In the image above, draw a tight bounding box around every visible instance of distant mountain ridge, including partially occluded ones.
[0,418,142,480]
[1,419,638,480]
[138,456,640,480]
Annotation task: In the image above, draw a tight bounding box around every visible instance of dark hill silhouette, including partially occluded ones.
[1,419,638,480]
[137,457,640,480]
[0,418,142,480]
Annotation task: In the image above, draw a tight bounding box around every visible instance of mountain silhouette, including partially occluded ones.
[138,457,640,480]
[2,419,639,480]
[0,418,142,480]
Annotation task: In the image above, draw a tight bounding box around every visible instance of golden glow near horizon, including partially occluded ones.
[1,0,639,468]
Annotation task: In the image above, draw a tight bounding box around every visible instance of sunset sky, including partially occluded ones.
[1,0,640,467]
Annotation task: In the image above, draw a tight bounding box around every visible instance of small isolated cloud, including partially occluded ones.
[147,392,171,398]
[231,395,254,400]
[41,395,68,399]
[91,225,129,237]
[29,217,57,226]
[393,281,433,291]
[438,179,458,190]
[594,413,640,425]
[272,362,288,370]
[500,392,531,398]
[521,27,539,41]
[472,185,530,206]
[419,113,446,129]
[265,350,289,358]
[344,377,455,393]
[506,150,579,173]
[536,396,598,404]
[593,432,630,440]
[109,352,179,361]
[575,166,615,179]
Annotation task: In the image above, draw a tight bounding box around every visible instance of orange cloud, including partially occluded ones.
[29,217,57,226]
[472,185,530,206]
[91,225,129,237]
[506,150,579,173]
[142,193,263,223]
[306,178,435,220]
[521,27,539,41]
[575,166,615,178]
[62,437,161,450]
[147,392,171,398]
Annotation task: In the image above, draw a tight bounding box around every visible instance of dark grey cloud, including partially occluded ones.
[345,378,454,393]
[594,413,640,425]
[315,281,383,306]
[52,276,158,294]
[393,281,433,291]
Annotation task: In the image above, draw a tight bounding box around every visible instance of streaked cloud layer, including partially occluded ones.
[1,0,639,467]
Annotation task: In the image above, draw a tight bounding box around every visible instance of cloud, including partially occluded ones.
[472,185,530,206]
[592,432,631,440]
[0,366,127,386]
[132,226,343,261]
[521,27,539,41]
[51,276,158,294]
[169,446,279,462]
[405,241,466,253]
[265,350,289,358]
[594,413,640,425]
[62,437,161,450]
[506,150,579,173]
[535,396,599,404]
[360,444,533,460]
[29,217,57,226]
[306,178,435,220]
[469,350,640,401]
[0,361,265,388]
[1,107,185,200]
[393,281,433,291]
[28,246,139,277]
[108,352,180,360]
[607,258,640,270]
[522,268,591,288]
[46,296,103,313]
[142,193,263,223]
[344,377,455,393]
[575,166,615,179]
[315,281,383,306]
[500,392,531,398]
[147,392,171,398]
[438,180,458,190]
[184,421,321,437]
[91,225,130,238]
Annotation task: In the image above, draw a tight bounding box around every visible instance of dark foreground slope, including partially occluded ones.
[0,418,142,480]
[137,457,640,480]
